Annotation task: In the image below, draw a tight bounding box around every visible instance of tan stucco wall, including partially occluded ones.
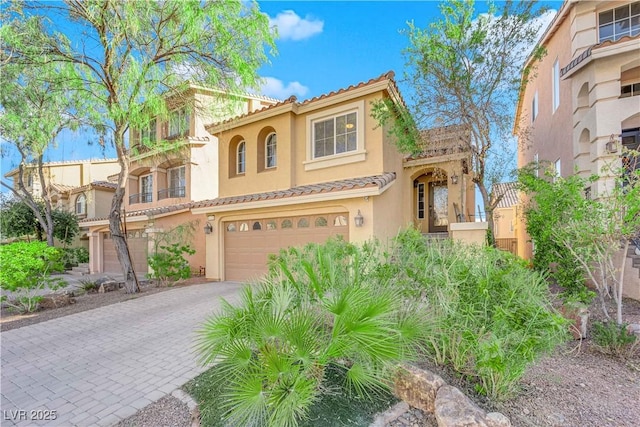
[494,206,516,239]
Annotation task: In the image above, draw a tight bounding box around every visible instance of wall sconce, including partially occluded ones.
[605,134,618,154]
[354,210,364,227]
[204,215,215,235]
[450,172,459,185]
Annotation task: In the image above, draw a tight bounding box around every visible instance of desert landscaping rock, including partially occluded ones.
[434,385,509,427]
[394,364,445,413]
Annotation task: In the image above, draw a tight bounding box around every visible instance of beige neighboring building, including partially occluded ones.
[515,0,640,297]
[492,182,519,255]
[83,72,479,282]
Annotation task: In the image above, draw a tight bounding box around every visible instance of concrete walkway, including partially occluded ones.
[1,281,243,426]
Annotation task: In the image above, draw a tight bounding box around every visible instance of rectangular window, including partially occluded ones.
[552,59,560,112]
[313,112,357,158]
[140,119,156,143]
[532,91,539,122]
[140,175,153,203]
[168,108,190,138]
[168,166,186,198]
[599,2,640,42]
[621,82,640,97]
[417,183,425,219]
[554,158,561,181]
[534,153,539,177]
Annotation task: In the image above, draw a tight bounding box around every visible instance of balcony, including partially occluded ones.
[158,186,186,200]
[129,192,152,204]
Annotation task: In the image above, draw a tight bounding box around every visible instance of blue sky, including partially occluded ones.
[0,0,562,184]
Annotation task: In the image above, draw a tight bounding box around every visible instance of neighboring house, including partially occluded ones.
[81,72,477,281]
[3,159,120,247]
[515,0,640,296]
[491,182,518,255]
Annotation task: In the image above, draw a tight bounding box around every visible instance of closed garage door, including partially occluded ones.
[224,213,349,282]
[102,231,149,274]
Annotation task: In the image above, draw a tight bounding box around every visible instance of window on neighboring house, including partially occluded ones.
[168,108,190,138]
[552,59,560,112]
[140,174,153,203]
[75,193,86,215]
[27,173,33,187]
[168,166,186,198]
[265,133,277,168]
[532,91,539,122]
[622,128,640,186]
[313,111,357,158]
[140,119,157,144]
[621,82,640,97]
[554,158,562,181]
[534,153,539,177]
[598,2,640,43]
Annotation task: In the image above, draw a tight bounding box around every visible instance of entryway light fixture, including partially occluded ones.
[450,172,459,185]
[204,223,213,234]
[354,210,364,227]
[605,134,618,154]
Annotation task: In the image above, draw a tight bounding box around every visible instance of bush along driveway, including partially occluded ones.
[0,281,242,426]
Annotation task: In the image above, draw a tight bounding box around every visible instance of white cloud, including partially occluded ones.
[269,10,323,41]
[260,77,309,99]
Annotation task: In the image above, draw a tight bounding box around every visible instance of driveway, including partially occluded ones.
[1,281,243,426]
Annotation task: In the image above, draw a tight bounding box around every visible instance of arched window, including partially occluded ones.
[237,141,246,174]
[252,221,262,230]
[75,193,86,215]
[265,133,277,168]
[297,218,309,228]
[315,217,328,227]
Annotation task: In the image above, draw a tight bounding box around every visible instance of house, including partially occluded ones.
[515,0,640,295]
[81,72,478,282]
[491,182,519,255]
[3,158,120,247]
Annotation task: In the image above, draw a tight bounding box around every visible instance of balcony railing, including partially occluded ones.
[157,186,186,200]
[129,192,152,204]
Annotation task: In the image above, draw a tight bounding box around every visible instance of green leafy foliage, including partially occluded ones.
[147,243,195,287]
[591,321,638,360]
[390,229,567,400]
[61,247,89,269]
[0,241,66,313]
[196,237,424,427]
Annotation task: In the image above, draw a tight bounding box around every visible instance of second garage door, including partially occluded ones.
[102,231,149,274]
[224,213,349,282]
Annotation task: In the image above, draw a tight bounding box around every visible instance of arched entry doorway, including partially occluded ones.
[413,168,449,233]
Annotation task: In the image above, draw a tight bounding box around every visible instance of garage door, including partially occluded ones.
[102,231,149,274]
[224,213,349,282]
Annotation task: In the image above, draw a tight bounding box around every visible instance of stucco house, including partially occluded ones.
[491,182,519,255]
[81,72,478,282]
[515,0,640,296]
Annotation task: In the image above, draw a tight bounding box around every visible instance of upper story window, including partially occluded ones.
[265,133,277,168]
[75,193,86,215]
[140,119,157,144]
[168,166,185,198]
[552,59,560,112]
[532,90,539,122]
[27,173,33,187]
[140,174,153,203]
[599,2,640,43]
[168,108,190,139]
[313,111,357,158]
[237,141,246,174]
[621,82,640,97]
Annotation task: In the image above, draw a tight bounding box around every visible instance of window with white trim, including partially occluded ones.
[168,166,186,198]
[168,108,190,138]
[313,111,357,158]
[140,174,153,203]
[598,2,640,43]
[265,133,277,168]
[552,59,560,112]
[534,153,539,177]
[140,119,156,143]
[75,193,86,215]
[237,141,246,174]
[554,158,561,181]
[532,90,539,122]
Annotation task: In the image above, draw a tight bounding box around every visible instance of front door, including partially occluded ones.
[429,182,448,233]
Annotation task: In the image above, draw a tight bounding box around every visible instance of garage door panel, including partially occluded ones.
[224,213,349,282]
[102,232,148,274]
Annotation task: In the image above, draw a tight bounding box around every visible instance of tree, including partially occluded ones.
[0,196,80,245]
[2,1,275,292]
[372,0,546,239]
[0,32,85,246]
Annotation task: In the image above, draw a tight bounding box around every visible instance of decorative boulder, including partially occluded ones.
[96,276,119,293]
[39,293,76,309]
[393,364,445,413]
[434,385,511,427]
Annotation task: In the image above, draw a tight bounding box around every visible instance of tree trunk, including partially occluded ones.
[476,181,495,245]
[37,154,55,246]
[110,129,140,293]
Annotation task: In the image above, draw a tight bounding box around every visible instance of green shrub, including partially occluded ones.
[391,228,568,400]
[591,321,638,359]
[61,247,89,269]
[0,241,67,313]
[196,237,425,427]
[78,279,98,293]
[147,243,195,286]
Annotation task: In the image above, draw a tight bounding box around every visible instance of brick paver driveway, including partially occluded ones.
[1,282,242,426]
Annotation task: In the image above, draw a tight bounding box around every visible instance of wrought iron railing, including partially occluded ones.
[157,186,186,200]
[129,192,152,204]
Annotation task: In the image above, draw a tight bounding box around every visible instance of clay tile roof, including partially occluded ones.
[79,202,192,223]
[191,172,396,209]
[48,183,76,194]
[492,182,519,209]
[212,71,402,128]
[561,34,640,77]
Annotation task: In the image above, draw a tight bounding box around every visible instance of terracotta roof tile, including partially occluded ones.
[492,182,519,209]
[561,34,639,77]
